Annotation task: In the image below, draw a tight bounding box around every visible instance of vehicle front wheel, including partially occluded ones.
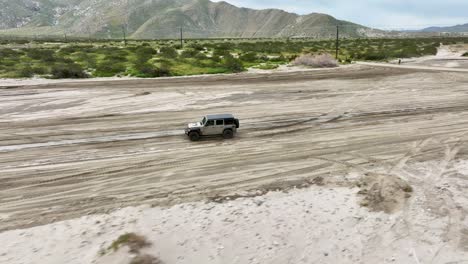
[189,131,200,141]
[223,129,234,139]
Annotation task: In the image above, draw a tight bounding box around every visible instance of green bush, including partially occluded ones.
[223,55,244,73]
[159,46,178,58]
[181,49,200,58]
[59,46,80,54]
[188,43,205,51]
[32,65,48,75]
[195,53,208,60]
[211,55,221,63]
[95,61,126,77]
[51,63,88,79]
[213,48,231,57]
[26,48,56,62]
[133,63,171,77]
[0,48,20,57]
[239,52,258,62]
[74,52,97,68]
[357,52,388,61]
[463,52,468,57]
[134,46,157,63]
[19,65,34,78]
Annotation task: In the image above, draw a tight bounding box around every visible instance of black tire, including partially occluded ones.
[189,131,200,141]
[223,129,234,139]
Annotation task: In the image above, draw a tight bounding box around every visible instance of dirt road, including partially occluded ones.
[1,65,468,235]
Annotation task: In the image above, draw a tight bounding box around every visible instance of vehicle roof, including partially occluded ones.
[206,114,235,120]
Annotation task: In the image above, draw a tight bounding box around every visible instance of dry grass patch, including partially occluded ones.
[292,53,338,68]
[130,254,164,264]
[109,233,151,253]
[357,173,413,213]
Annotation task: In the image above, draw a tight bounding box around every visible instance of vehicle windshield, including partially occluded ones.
[201,117,206,125]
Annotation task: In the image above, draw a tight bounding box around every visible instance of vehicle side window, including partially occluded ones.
[206,120,215,126]
[216,120,224,126]
[225,119,234,125]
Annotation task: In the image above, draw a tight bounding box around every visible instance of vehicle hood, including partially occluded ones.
[188,122,202,129]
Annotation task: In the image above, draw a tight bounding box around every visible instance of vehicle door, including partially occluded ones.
[203,119,217,135]
[213,119,225,134]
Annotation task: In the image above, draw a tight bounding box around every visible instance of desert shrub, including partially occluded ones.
[187,43,205,51]
[0,48,20,57]
[223,55,244,72]
[159,46,178,58]
[135,46,157,63]
[181,49,200,58]
[133,63,171,77]
[239,51,258,62]
[211,55,221,63]
[32,65,48,75]
[213,48,231,57]
[95,48,129,61]
[194,52,208,60]
[55,56,75,64]
[51,63,88,79]
[1,60,16,66]
[357,52,388,61]
[26,48,56,62]
[74,52,97,68]
[19,65,34,77]
[59,46,80,54]
[292,53,338,68]
[94,53,128,76]
[95,61,126,77]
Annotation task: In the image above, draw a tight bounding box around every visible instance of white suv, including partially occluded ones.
[185,114,240,141]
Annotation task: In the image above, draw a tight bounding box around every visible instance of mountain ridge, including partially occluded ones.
[0,0,383,39]
[421,23,468,33]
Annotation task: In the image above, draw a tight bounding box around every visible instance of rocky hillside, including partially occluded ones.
[0,0,382,38]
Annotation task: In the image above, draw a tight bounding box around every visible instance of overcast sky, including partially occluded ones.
[213,0,468,29]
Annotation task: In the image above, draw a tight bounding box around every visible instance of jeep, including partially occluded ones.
[185,114,240,141]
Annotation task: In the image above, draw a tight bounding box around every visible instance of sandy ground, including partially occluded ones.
[2,167,468,264]
[1,63,468,263]
[390,44,468,69]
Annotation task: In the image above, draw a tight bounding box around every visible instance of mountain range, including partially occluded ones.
[0,0,383,39]
[421,23,468,33]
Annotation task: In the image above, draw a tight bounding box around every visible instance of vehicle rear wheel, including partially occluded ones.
[189,131,200,141]
[223,129,234,139]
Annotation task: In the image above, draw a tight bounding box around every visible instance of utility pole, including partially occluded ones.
[180,27,183,49]
[335,25,339,60]
[86,26,91,42]
[122,25,127,46]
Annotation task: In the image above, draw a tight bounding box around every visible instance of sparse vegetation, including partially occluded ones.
[51,63,88,79]
[463,52,468,57]
[0,37,466,78]
[109,233,151,253]
[130,254,164,264]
